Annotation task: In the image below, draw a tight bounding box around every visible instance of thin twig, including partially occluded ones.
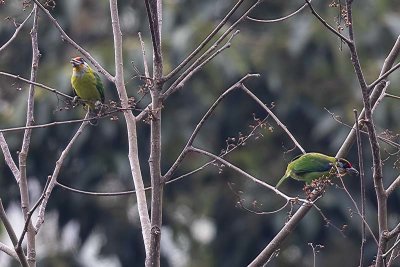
[188,146,310,204]
[19,7,40,264]
[31,0,114,82]
[240,84,306,154]
[0,118,94,133]
[371,81,390,113]
[386,175,400,197]
[247,2,308,23]
[163,74,259,182]
[163,30,240,98]
[0,199,29,267]
[138,32,150,78]
[247,188,323,267]
[0,71,72,99]
[325,107,400,150]
[308,243,323,267]
[385,93,400,101]
[343,1,387,265]
[0,105,138,133]
[136,1,259,121]
[383,237,400,258]
[17,178,51,250]
[312,204,347,237]
[56,181,143,196]
[387,234,400,266]
[164,0,245,81]
[338,177,378,244]
[35,118,88,231]
[144,0,163,80]
[337,37,400,158]
[387,223,400,240]
[0,200,19,247]
[304,0,352,44]
[163,0,261,98]
[368,61,400,90]
[0,242,18,261]
[0,9,35,53]
[229,183,291,215]
[354,109,367,266]
[0,133,20,182]
[59,107,267,197]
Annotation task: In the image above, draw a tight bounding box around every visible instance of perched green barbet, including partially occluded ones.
[70,57,105,125]
[276,152,359,188]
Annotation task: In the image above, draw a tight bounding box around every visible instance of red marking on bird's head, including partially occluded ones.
[337,158,352,169]
[70,57,85,67]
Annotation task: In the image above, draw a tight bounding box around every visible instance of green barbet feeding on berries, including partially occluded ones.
[275,152,359,188]
[70,56,105,125]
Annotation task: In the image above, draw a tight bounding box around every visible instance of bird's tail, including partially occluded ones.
[275,174,288,188]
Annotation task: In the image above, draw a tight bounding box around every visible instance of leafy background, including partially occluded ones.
[1,0,400,266]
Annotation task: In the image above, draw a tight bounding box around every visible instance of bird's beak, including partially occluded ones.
[346,167,359,176]
[70,59,80,67]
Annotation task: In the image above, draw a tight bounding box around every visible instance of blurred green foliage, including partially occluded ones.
[1,0,400,266]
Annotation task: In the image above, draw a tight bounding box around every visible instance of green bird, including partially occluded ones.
[70,56,105,125]
[276,152,359,188]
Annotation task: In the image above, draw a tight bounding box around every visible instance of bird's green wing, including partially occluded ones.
[291,156,333,175]
[94,72,105,103]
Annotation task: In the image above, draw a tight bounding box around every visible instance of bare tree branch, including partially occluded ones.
[369,61,400,90]
[138,32,150,78]
[0,8,35,53]
[144,0,163,80]
[31,0,114,82]
[325,107,400,150]
[387,223,400,240]
[0,106,139,133]
[304,0,352,44]
[17,178,51,251]
[247,190,321,267]
[164,115,268,185]
[240,84,306,154]
[0,242,19,261]
[337,36,400,157]
[144,0,165,264]
[247,1,308,23]
[35,119,88,231]
[0,199,29,267]
[0,72,73,100]
[385,93,400,101]
[338,177,377,244]
[163,0,261,98]
[188,146,309,203]
[342,1,386,266]
[0,118,99,133]
[386,174,400,197]
[386,234,400,266]
[162,30,239,99]
[109,0,151,255]
[163,74,259,182]
[164,0,245,81]
[19,7,40,265]
[0,133,20,182]
[354,109,367,265]
[383,236,400,259]
[56,181,141,196]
